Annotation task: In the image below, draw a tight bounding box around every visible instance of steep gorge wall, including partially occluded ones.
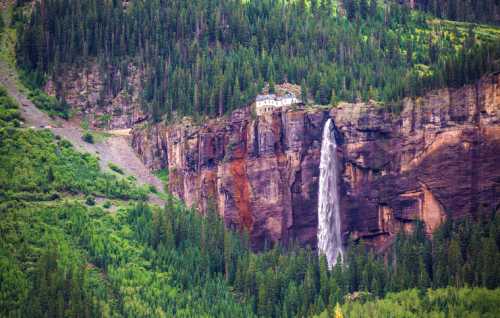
[132,109,326,248]
[132,74,500,250]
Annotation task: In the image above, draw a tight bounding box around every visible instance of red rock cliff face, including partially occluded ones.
[132,74,500,250]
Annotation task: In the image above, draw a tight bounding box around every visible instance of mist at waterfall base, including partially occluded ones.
[317,119,343,268]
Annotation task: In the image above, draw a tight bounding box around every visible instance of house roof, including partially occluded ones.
[256,94,277,101]
[256,92,297,102]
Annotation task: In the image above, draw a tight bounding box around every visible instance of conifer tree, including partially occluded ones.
[301,79,308,104]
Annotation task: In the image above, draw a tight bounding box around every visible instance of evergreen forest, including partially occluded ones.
[1,83,500,316]
[412,0,500,25]
[1,1,500,317]
[16,0,500,121]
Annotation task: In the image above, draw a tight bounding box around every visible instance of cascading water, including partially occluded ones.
[317,119,343,268]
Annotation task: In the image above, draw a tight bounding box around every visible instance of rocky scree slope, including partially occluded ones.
[0,60,164,205]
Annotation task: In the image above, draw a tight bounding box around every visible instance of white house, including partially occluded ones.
[255,92,301,115]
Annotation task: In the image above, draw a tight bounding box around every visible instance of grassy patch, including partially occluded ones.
[90,130,112,143]
[0,85,162,316]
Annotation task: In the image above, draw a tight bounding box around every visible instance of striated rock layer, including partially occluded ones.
[45,63,147,129]
[132,74,500,250]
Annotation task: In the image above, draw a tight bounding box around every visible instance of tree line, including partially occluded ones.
[1,90,499,315]
[412,0,500,25]
[15,0,500,122]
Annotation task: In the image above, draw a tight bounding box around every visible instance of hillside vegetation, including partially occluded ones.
[1,84,500,317]
[410,0,499,25]
[0,86,253,317]
[316,287,500,317]
[15,0,500,121]
[2,1,500,317]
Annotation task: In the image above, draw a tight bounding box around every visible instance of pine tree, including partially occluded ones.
[360,0,369,19]
[319,255,329,304]
[330,88,337,105]
[224,231,234,282]
[300,79,308,104]
[0,14,4,32]
[47,166,55,183]
[369,0,377,18]
[482,232,499,289]
[448,0,458,20]
[448,238,462,287]
[343,0,358,21]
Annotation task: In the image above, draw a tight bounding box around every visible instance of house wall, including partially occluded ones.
[256,96,299,115]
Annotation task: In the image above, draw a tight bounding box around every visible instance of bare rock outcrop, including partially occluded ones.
[132,74,500,250]
[45,63,147,129]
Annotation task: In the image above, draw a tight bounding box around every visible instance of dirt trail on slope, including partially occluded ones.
[0,61,165,206]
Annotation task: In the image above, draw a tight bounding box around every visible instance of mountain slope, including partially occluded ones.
[0,58,165,204]
[16,0,500,125]
[2,1,500,317]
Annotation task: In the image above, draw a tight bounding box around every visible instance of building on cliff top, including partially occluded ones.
[255,92,301,115]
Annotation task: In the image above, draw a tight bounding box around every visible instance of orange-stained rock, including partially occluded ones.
[131,73,500,250]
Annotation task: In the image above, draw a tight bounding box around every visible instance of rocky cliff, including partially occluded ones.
[45,63,147,129]
[131,73,500,250]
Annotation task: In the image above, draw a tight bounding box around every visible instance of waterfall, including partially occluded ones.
[317,119,343,268]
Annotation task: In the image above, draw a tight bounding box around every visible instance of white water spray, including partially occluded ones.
[317,119,343,268]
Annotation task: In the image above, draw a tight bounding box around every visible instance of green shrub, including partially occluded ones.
[154,168,169,183]
[127,175,136,182]
[85,196,95,206]
[149,184,157,193]
[81,118,89,130]
[102,200,112,209]
[108,163,124,174]
[57,139,72,148]
[82,132,94,144]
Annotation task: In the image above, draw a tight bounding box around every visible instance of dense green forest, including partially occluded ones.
[15,0,500,121]
[412,0,500,25]
[3,1,500,317]
[0,87,252,317]
[315,287,500,317]
[1,85,500,316]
